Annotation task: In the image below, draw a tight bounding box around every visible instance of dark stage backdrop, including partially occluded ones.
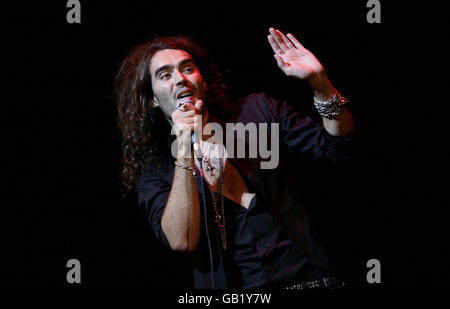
[3,1,449,291]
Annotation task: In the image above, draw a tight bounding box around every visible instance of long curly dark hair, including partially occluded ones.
[115,35,229,195]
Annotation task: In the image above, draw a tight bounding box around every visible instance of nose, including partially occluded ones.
[173,70,189,88]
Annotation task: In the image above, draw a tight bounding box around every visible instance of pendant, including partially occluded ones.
[206,162,214,174]
[220,227,227,251]
[206,163,214,173]
[203,157,215,175]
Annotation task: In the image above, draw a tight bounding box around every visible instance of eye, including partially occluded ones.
[160,73,171,80]
[183,66,194,74]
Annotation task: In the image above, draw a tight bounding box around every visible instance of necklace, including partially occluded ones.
[210,156,226,251]
[202,143,215,175]
[195,142,226,251]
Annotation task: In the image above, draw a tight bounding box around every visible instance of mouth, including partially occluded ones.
[176,90,195,104]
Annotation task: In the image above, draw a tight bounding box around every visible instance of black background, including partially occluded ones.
[3,1,449,290]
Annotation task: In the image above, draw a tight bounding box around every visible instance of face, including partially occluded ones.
[149,49,207,119]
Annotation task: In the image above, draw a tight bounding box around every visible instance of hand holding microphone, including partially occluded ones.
[171,99,204,160]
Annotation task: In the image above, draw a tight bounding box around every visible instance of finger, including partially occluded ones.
[276,30,294,49]
[193,114,203,131]
[176,116,201,133]
[178,115,196,123]
[184,102,199,113]
[173,122,194,135]
[182,110,197,119]
[267,34,282,54]
[286,33,304,49]
[172,109,196,122]
[273,54,286,69]
[270,28,287,52]
[269,27,287,53]
[194,99,205,113]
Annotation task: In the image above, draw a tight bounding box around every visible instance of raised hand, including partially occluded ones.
[267,28,325,81]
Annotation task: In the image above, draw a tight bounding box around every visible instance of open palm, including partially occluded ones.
[267,28,325,81]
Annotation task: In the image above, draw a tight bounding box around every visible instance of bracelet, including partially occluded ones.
[174,160,199,178]
[174,160,194,170]
[313,92,348,120]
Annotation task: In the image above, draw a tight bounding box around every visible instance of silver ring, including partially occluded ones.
[177,102,186,112]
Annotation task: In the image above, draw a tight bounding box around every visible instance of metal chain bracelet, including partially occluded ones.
[175,160,199,178]
[174,160,194,170]
[313,92,348,120]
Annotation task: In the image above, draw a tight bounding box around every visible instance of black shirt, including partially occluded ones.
[137,92,353,288]
[224,172,329,289]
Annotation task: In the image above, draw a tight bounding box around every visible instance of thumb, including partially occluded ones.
[274,54,285,68]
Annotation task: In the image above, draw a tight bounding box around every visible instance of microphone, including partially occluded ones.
[191,132,202,160]
[191,99,203,161]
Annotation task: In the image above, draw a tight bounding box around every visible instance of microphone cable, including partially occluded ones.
[192,135,216,289]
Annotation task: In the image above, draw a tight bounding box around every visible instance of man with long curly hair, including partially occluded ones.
[115,28,354,289]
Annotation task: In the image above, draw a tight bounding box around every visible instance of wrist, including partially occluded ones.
[308,72,337,101]
[313,92,348,120]
[176,155,194,166]
[176,134,194,161]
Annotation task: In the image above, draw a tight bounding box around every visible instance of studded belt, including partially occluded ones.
[284,277,345,289]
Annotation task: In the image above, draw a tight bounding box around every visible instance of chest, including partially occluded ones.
[194,141,256,209]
